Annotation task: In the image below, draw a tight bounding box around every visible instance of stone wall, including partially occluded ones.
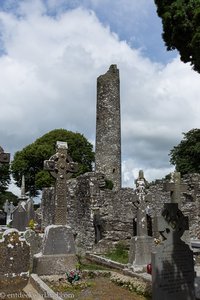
[41,172,137,253]
[67,172,137,252]
[41,172,200,253]
[147,173,200,239]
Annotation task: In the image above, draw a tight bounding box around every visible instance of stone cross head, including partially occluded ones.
[163,171,188,204]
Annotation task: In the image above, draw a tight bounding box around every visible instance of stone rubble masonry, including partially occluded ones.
[148,173,200,240]
[41,172,200,253]
[95,65,121,191]
[41,172,137,252]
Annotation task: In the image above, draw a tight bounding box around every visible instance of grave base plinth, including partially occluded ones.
[129,236,153,272]
[33,253,77,275]
[33,225,77,275]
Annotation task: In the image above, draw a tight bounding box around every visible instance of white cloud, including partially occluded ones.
[0,1,199,196]
[122,159,174,188]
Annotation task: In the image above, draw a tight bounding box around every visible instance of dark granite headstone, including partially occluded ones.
[152,203,195,300]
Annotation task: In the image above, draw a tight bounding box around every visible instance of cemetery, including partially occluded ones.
[0,66,200,299]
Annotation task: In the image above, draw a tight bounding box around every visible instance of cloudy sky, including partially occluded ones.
[0,0,199,195]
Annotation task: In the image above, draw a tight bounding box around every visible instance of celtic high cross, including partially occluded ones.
[44,141,78,225]
[134,170,151,236]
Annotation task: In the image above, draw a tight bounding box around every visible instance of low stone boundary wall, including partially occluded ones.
[85,253,127,270]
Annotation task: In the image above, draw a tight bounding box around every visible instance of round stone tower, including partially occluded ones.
[95,64,121,191]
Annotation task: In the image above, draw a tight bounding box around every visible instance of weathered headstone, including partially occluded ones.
[0,229,30,293]
[129,170,153,271]
[12,201,29,231]
[33,141,78,275]
[152,172,195,300]
[24,229,42,272]
[12,175,35,231]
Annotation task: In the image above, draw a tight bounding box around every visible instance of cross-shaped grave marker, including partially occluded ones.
[129,170,153,269]
[133,170,151,236]
[3,199,15,225]
[163,171,188,204]
[44,141,78,225]
[152,171,195,299]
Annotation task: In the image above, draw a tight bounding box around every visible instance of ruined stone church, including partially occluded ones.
[41,65,200,253]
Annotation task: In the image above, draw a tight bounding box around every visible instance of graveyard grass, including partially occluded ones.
[103,241,129,264]
[42,256,150,299]
[44,270,149,300]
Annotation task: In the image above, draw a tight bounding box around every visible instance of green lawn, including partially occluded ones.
[103,241,129,264]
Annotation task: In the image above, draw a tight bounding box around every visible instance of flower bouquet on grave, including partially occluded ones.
[66,270,81,284]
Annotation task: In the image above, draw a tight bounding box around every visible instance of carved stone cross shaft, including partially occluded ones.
[134,170,151,236]
[163,171,188,204]
[44,141,78,225]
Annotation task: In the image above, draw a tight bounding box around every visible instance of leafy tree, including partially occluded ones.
[169,128,200,174]
[11,129,95,195]
[0,163,10,194]
[154,0,200,73]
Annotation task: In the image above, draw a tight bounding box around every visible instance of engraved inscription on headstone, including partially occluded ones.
[152,202,195,300]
